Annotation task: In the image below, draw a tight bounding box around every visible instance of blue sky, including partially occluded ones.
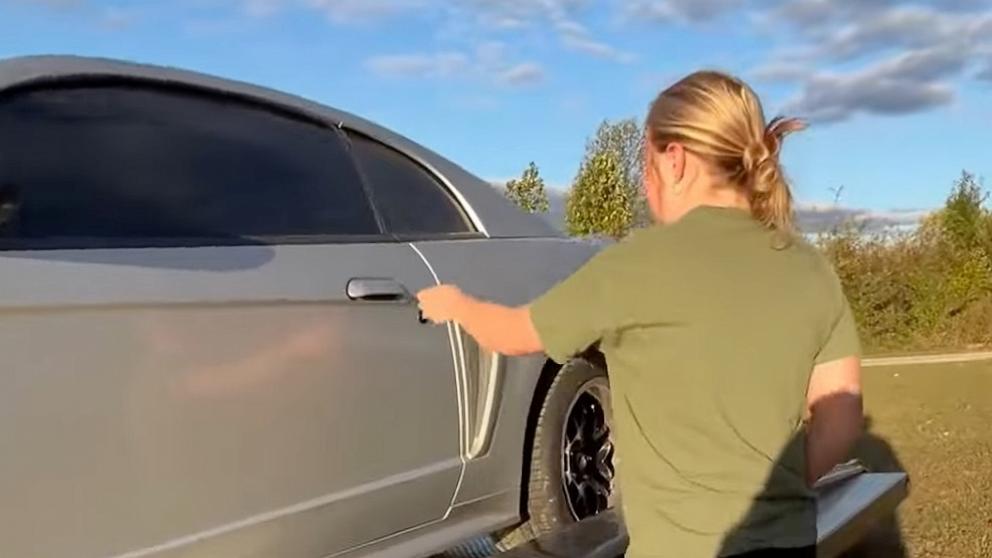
[2,0,991,218]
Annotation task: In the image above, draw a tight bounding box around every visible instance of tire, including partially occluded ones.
[496,357,617,550]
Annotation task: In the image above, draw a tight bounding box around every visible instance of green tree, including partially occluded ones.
[584,119,650,227]
[939,171,990,253]
[585,118,643,189]
[503,161,549,214]
[565,151,633,238]
[564,119,646,237]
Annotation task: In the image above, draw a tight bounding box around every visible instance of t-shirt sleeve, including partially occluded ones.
[814,273,862,365]
[529,244,625,364]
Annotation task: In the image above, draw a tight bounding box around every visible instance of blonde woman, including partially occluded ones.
[418,71,863,558]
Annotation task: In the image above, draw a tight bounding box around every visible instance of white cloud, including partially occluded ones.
[366,44,542,88]
[796,203,930,233]
[553,18,635,62]
[813,6,976,61]
[626,0,992,123]
[305,0,425,23]
[780,41,976,122]
[561,35,633,62]
[451,0,633,63]
[750,61,811,83]
[978,62,992,82]
[553,18,586,36]
[366,52,469,78]
[244,0,281,18]
[185,0,992,123]
[237,0,630,67]
[623,0,742,23]
[783,65,956,123]
[754,1,992,123]
[498,63,545,85]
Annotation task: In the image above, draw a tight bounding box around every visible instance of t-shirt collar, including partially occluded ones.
[681,205,753,223]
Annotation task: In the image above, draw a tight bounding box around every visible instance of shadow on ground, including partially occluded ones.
[719,395,908,558]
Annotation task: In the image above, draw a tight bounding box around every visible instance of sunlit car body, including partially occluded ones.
[0,55,612,558]
[0,56,904,558]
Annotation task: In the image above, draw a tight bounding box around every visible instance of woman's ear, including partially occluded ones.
[666,142,687,193]
[645,151,672,191]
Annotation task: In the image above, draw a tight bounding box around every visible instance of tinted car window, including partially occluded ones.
[347,133,472,236]
[0,84,380,245]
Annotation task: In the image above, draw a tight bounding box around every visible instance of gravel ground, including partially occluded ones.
[842,359,992,558]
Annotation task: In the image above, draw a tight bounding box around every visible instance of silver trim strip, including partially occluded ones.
[468,353,503,458]
[408,242,470,515]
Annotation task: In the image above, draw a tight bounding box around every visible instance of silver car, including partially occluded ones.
[0,55,614,558]
[0,56,904,558]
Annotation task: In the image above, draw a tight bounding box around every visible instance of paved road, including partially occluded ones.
[862,351,992,368]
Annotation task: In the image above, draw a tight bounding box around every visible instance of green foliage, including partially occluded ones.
[818,170,992,352]
[585,119,644,191]
[565,151,633,238]
[504,161,549,214]
[565,119,647,237]
[940,171,991,254]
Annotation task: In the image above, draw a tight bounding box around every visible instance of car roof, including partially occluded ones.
[0,54,558,239]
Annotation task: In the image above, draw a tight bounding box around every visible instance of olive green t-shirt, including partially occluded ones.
[530,206,861,558]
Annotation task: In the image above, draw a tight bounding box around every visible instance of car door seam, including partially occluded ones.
[407,242,470,517]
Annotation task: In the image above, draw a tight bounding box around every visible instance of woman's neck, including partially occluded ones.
[690,188,751,212]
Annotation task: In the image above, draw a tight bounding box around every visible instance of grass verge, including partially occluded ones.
[843,359,992,557]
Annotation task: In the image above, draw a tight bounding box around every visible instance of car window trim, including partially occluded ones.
[1,77,332,133]
[341,127,482,239]
[387,231,485,243]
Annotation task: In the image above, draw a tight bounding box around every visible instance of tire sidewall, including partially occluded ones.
[530,358,614,532]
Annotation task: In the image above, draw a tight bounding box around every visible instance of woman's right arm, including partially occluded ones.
[804,355,863,486]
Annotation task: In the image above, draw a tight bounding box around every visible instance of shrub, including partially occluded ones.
[817,171,992,353]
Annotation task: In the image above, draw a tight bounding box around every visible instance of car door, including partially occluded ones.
[343,129,488,476]
[0,82,462,558]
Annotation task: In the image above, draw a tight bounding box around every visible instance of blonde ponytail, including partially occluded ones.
[743,116,806,231]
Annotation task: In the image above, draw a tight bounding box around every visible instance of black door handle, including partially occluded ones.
[346,278,411,302]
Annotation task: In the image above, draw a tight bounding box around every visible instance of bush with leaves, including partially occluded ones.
[939,171,992,256]
[503,161,549,214]
[818,170,992,352]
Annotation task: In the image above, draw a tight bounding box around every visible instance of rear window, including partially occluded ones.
[0,83,381,247]
[347,132,473,237]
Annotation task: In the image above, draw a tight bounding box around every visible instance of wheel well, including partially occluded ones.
[517,349,607,520]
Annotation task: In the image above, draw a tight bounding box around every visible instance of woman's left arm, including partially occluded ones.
[417,285,543,356]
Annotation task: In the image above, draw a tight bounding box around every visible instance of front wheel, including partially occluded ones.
[497,357,617,549]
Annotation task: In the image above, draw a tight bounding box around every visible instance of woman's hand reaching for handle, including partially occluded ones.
[415,284,544,357]
[416,284,466,325]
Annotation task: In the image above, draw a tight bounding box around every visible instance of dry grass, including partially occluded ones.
[844,360,992,557]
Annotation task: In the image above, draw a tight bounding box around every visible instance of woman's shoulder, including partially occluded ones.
[788,234,835,266]
[783,234,846,295]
